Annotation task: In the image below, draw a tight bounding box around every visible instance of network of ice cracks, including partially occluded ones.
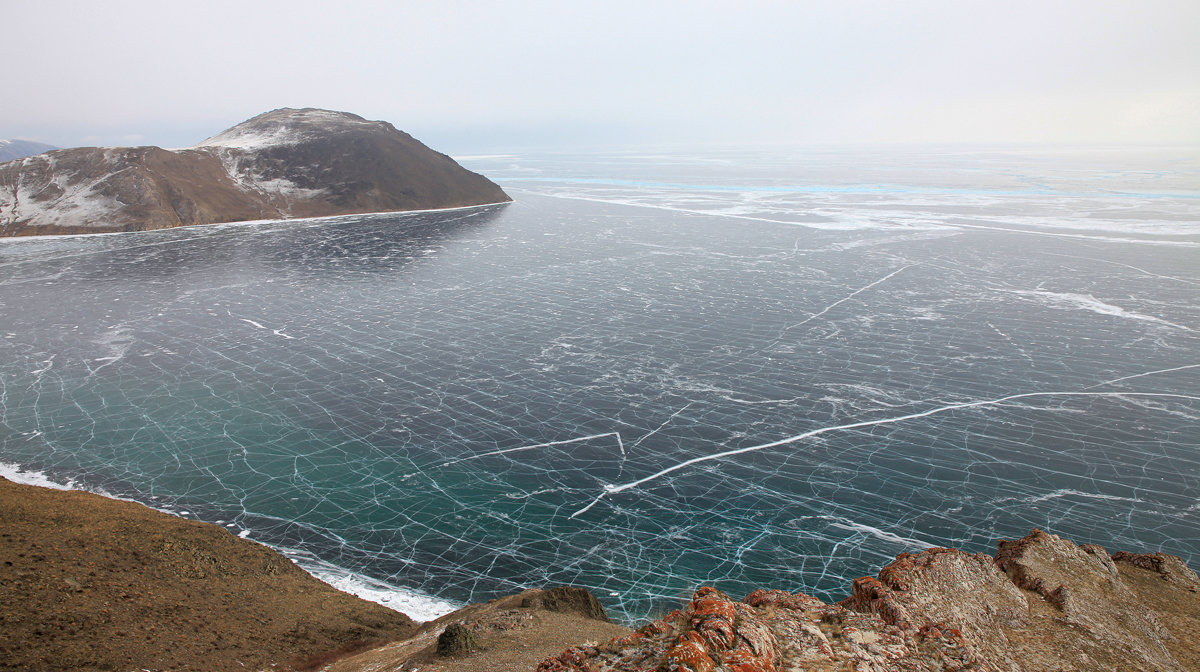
[0,148,1197,623]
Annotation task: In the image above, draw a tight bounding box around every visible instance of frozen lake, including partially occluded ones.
[1,146,1197,622]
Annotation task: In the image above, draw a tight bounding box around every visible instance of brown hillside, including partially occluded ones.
[0,108,510,236]
[0,476,418,671]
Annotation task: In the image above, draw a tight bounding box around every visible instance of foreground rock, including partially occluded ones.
[0,476,418,671]
[4,471,1196,671]
[324,586,631,672]
[0,108,510,236]
[539,529,1200,672]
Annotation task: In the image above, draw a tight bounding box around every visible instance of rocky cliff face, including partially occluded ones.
[0,108,510,236]
[538,529,1200,672]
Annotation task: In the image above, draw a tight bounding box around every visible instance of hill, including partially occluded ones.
[0,108,510,236]
[0,475,418,671]
[0,139,58,162]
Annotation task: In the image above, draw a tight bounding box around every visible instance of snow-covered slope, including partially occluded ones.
[0,109,510,236]
[195,108,384,150]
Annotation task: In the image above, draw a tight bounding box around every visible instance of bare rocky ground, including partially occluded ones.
[0,476,418,671]
[0,476,629,672]
[322,587,631,672]
[537,529,1200,672]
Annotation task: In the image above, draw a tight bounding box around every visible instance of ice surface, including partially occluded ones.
[0,461,75,490]
[1009,290,1194,331]
[0,147,1197,623]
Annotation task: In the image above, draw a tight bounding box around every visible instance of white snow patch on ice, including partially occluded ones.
[0,462,77,490]
[829,522,936,549]
[272,545,461,621]
[1010,290,1193,331]
[1026,488,1136,504]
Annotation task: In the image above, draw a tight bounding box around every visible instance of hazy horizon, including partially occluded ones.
[5,1,1199,152]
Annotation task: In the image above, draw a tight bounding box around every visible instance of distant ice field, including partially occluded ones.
[1,146,1197,622]
[478,146,1200,239]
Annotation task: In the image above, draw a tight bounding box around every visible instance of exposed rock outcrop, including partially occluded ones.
[538,530,1200,672]
[324,587,631,672]
[437,623,481,657]
[0,108,510,236]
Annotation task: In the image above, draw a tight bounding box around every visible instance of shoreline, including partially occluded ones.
[8,463,1197,671]
[0,199,513,243]
[0,460,461,622]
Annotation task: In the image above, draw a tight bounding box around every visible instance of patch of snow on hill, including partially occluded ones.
[194,109,380,150]
[195,125,306,150]
[0,155,124,229]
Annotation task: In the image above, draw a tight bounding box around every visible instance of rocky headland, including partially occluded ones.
[2,475,1197,672]
[0,108,510,236]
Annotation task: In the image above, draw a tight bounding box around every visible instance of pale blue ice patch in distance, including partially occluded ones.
[494,176,1200,200]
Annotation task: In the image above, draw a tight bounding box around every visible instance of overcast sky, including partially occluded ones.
[5,0,1199,151]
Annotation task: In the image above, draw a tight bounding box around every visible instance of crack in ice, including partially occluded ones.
[570,391,1200,518]
[1086,363,1200,389]
[781,265,912,333]
[630,403,694,449]
[432,432,627,471]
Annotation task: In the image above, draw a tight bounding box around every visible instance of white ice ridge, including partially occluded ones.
[1025,488,1136,504]
[569,391,1200,518]
[827,522,936,549]
[517,189,881,231]
[237,316,296,339]
[427,404,696,474]
[1010,290,1193,332]
[630,402,694,449]
[945,220,1200,247]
